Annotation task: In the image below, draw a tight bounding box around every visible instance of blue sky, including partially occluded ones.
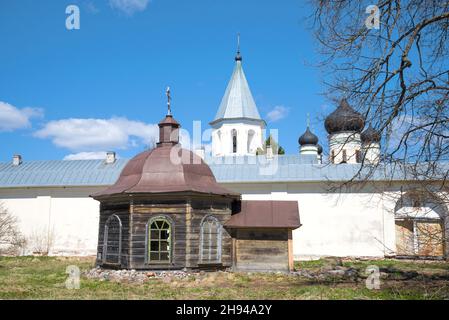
[0,0,331,161]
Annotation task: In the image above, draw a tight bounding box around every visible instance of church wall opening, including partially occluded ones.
[394,192,447,258]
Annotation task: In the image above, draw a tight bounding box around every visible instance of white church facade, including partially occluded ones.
[0,49,448,261]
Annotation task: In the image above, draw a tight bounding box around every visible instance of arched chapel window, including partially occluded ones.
[200,216,222,263]
[147,217,172,263]
[103,214,122,264]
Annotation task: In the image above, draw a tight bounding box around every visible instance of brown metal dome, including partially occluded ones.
[93,113,238,199]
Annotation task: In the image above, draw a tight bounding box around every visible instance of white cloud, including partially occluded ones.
[109,0,150,15]
[0,101,43,132]
[64,151,111,160]
[34,117,158,152]
[266,105,290,122]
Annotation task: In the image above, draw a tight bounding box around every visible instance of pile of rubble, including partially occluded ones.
[292,265,360,281]
[291,257,432,281]
[83,257,440,284]
[291,257,372,281]
[84,267,193,283]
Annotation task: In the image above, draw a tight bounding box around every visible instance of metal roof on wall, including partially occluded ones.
[0,159,128,188]
[0,155,446,188]
[209,156,399,183]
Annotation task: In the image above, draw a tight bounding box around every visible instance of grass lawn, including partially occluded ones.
[0,256,448,299]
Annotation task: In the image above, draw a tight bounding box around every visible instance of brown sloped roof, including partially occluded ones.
[225,200,300,229]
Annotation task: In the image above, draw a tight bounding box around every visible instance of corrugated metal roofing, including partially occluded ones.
[0,159,128,188]
[207,156,449,183]
[212,60,262,122]
[208,156,370,183]
[0,156,446,188]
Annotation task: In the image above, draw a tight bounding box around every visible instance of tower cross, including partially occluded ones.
[235,33,242,61]
[237,33,240,54]
[166,86,171,116]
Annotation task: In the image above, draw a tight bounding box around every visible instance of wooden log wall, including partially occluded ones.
[97,201,130,268]
[127,196,233,270]
[96,196,234,270]
[190,199,233,268]
[130,199,187,269]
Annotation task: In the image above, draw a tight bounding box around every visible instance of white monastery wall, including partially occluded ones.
[223,182,398,260]
[0,187,103,256]
[0,182,405,260]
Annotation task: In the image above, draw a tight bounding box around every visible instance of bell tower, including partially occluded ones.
[210,35,265,156]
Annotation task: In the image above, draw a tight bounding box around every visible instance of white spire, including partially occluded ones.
[211,50,262,123]
[210,38,265,157]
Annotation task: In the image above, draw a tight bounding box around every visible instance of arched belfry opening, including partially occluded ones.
[232,129,238,154]
[247,129,255,153]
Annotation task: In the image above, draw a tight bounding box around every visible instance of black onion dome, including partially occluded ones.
[317,144,323,155]
[298,127,319,146]
[361,124,381,143]
[324,99,365,134]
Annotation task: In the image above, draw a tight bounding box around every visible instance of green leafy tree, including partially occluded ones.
[256,135,285,155]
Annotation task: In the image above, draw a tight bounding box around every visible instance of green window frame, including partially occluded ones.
[146,218,172,263]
